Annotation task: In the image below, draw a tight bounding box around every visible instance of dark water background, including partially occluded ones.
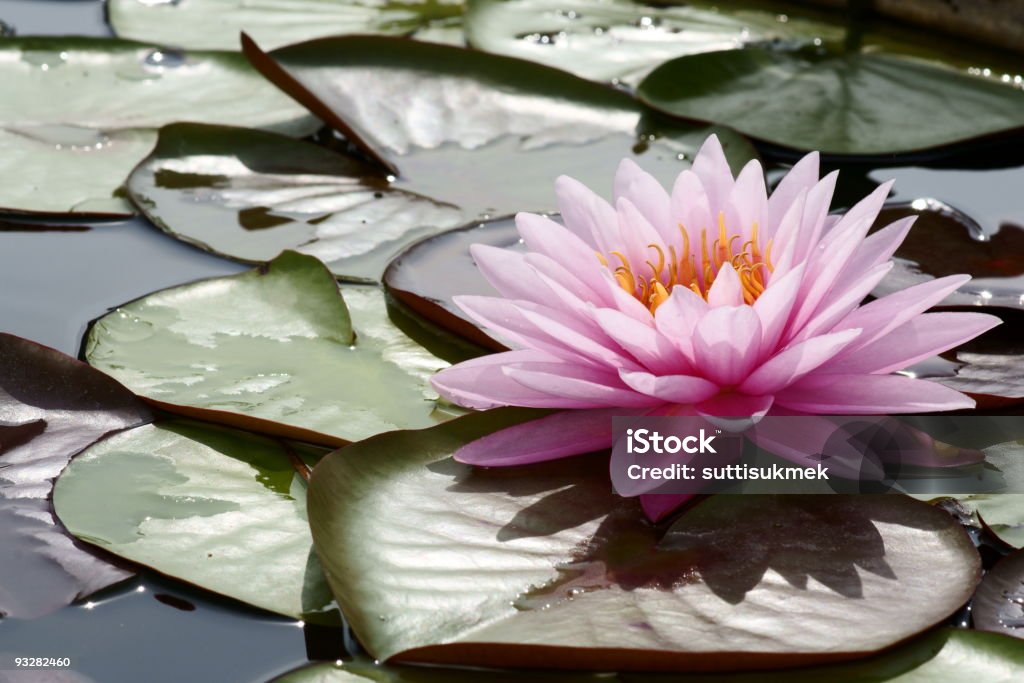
[0,1,1022,681]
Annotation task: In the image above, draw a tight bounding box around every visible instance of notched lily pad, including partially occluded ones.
[130,123,465,283]
[637,46,1024,157]
[0,37,318,216]
[84,251,458,446]
[0,333,152,618]
[308,410,981,671]
[53,420,339,624]
[109,0,465,51]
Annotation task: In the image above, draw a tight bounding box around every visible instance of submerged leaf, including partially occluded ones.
[974,549,1024,639]
[0,334,152,618]
[85,251,458,446]
[0,37,318,216]
[308,410,980,670]
[54,420,339,624]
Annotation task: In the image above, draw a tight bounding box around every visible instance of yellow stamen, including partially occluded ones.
[595,218,775,314]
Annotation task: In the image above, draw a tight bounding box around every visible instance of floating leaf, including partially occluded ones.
[0,334,152,618]
[872,205,1024,311]
[0,37,318,216]
[131,35,761,280]
[128,123,464,283]
[465,0,838,85]
[85,251,457,446]
[637,46,1024,156]
[53,420,338,624]
[108,0,465,51]
[974,549,1024,638]
[308,410,980,670]
[272,630,1024,682]
[384,216,517,348]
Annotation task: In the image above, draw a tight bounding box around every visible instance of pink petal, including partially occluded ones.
[838,216,915,285]
[515,212,613,305]
[824,312,1001,375]
[504,363,661,408]
[593,307,687,374]
[765,152,819,235]
[792,261,893,343]
[791,170,838,264]
[616,197,668,274]
[738,329,861,395]
[614,158,671,236]
[836,274,972,347]
[454,408,619,466]
[618,369,720,403]
[690,134,733,216]
[670,169,711,251]
[729,159,768,238]
[654,285,708,361]
[825,180,893,241]
[470,244,550,304]
[754,263,806,354]
[775,374,975,413]
[692,305,763,386]
[640,494,696,522]
[431,350,587,409]
[706,261,744,308]
[555,175,619,253]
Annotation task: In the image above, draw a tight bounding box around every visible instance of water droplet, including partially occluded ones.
[142,48,188,72]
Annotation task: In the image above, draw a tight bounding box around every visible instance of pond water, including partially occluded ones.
[0,0,1022,681]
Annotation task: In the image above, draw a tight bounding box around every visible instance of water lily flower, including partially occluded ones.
[430,135,1000,518]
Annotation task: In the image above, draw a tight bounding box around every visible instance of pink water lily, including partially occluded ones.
[430,135,1000,518]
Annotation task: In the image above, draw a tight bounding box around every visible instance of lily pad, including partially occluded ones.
[465,0,839,85]
[307,409,980,671]
[108,0,465,51]
[871,205,1024,311]
[84,251,457,447]
[0,334,152,618]
[273,630,1024,682]
[383,216,517,349]
[128,123,464,283]
[974,549,1024,638]
[0,37,318,216]
[53,420,338,624]
[150,34,757,280]
[637,46,1024,156]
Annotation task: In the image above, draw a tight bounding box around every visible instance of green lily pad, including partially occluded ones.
[108,0,465,51]
[84,251,458,447]
[465,0,839,85]
[273,630,1024,681]
[53,420,339,624]
[307,409,980,670]
[637,46,1024,156]
[0,37,318,216]
[128,123,464,283]
[132,35,758,280]
[0,334,151,618]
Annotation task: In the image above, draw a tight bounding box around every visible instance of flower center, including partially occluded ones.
[598,212,774,313]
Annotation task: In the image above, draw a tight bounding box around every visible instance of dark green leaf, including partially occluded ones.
[638,47,1024,156]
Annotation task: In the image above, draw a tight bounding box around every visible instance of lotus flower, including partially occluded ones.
[431,135,999,518]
